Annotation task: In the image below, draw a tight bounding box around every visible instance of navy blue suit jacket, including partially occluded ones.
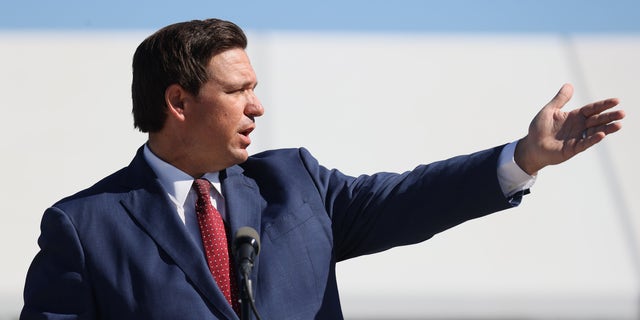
[22,146,517,319]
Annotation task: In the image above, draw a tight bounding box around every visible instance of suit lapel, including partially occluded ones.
[222,165,264,235]
[119,148,239,320]
[221,165,265,296]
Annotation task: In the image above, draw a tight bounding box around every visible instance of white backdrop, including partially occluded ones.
[1,31,638,319]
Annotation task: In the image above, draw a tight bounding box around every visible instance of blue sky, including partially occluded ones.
[2,0,639,33]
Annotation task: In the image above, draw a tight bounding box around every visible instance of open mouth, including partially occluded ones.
[240,127,254,137]
[238,127,255,146]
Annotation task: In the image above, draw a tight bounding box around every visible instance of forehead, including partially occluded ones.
[207,48,256,85]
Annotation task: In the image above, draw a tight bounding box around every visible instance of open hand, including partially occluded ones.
[514,83,625,175]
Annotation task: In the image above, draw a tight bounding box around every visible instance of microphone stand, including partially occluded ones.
[239,266,262,320]
[239,269,254,320]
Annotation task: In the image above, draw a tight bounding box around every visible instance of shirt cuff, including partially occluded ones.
[497,141,537,198]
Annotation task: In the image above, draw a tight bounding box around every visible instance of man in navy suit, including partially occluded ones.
[21,19,625,319]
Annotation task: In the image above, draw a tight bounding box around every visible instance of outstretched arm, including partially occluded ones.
[514,83,625,175]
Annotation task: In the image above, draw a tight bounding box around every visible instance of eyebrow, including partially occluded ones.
[222,79,258,91]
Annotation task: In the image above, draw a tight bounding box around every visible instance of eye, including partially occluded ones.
[225,88,244,94]
[224,82,257,94]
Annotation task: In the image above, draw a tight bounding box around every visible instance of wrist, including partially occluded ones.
[514,136,540,176]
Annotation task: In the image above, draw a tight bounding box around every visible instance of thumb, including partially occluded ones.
[546,83,574,110]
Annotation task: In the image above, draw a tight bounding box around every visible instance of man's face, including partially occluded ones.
[180,48,264,173]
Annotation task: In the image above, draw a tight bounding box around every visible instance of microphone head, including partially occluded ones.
[233,226,260,255]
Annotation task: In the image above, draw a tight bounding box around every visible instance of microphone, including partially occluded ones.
[233,227,261,320]
[233,227,260,276]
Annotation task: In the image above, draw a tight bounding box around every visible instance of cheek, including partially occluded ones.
[207,114,238,142]
[198,97,245,136]
[216,104,245,126]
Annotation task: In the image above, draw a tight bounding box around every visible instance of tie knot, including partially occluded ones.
[193,178,211,199]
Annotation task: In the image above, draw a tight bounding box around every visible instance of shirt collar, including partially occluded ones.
[143,144,223,208]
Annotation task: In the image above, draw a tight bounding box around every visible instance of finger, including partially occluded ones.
[547,83,573,109]
[576,131,606,153]
[580,97,620,118]
[547,83,574,110]
[579,121,623,155]
[586,120,624,138]
[585,109,626,128]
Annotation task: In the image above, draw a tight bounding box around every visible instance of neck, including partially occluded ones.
[147,134,203,178]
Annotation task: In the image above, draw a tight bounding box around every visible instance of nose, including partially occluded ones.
[245,90,264,118]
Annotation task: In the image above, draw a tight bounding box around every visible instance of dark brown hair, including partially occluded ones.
[131,18,248,132]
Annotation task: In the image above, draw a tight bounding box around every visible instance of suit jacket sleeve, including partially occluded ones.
[297,145,517,261]
[21,207,96,319]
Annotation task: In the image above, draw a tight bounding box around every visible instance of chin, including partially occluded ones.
[231,150,250,164]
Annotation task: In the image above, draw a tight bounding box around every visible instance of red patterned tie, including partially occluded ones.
[193,178,240,314]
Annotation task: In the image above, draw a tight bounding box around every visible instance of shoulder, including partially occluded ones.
[247,147,315,162]
[242,147,320,172]
[52,166,132,212]
[237,147,338,196]
[53,148,156,212]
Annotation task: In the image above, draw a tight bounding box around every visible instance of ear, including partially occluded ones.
[165,84,188,121]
